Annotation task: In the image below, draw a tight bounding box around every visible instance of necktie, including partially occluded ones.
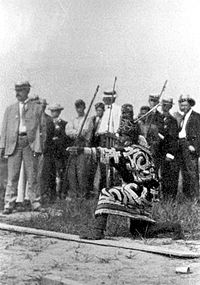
[180,115,185,129]
[21,103,26,128]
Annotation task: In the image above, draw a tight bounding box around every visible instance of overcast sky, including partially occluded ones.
[1,0,200,125]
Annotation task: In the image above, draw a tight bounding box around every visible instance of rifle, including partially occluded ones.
[106,76,117,189]
[107,76,117,136]
[76,85,100,144]
[62,85,100,197]
[144,80,168,137]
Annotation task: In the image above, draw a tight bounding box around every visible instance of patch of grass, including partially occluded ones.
[1,154,200,240]
[10,196,200,240]
[152,198,200,239]
[15,198,98,235]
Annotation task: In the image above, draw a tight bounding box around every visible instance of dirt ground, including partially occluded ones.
[0,228,200,285]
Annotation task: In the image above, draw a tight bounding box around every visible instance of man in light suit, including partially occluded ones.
[178,94,200,201]
[0,81,45,214]
[97,90,121,145]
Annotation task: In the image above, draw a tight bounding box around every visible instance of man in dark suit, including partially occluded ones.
[178,94,200,201]
[0,81,45,214]
[90,102,105,147]
[160,98,179,200]
[38,99,56,203]
[145,95,164,177]
[49,104,68,200]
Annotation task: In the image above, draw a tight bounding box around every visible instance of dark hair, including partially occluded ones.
[95,102,105,110]
[75,99,86,108]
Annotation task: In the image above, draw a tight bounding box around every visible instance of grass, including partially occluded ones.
[1,159,200,239]
[0,194,199,240]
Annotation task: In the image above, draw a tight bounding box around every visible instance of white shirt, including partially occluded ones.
[18,102,27,133]
[97,103,121,134]
[65,114,92,142]
[179,108,192,139]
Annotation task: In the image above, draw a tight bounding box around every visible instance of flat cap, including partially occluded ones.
[178,94,195,107]
[48,103,64,111]
[161,97,174,105]
[149,94,160,102]
[15,81,31,90]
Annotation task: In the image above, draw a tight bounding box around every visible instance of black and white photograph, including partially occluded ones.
[0,0,200,284]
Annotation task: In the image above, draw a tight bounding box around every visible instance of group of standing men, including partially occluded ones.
[138,94,200,202]
[0,80,200,215]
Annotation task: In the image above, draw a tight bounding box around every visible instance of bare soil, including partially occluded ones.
[0,228,200,285]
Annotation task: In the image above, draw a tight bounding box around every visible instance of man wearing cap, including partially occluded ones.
[48,103,68,200]
[0,81,45,214]
[160,98,179,200]
[138,106,151,137]
[145,95,164,176]
[178,95,200,201]
[37,99,56,203]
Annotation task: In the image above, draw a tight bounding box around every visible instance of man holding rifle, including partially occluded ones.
[65,99,93,200]
[146,94,164,177]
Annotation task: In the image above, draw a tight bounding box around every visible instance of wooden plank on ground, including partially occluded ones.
[0,222,199,259]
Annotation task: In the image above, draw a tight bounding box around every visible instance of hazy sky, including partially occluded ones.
[1,0,200,125]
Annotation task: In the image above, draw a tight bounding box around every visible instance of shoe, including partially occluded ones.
[2,208,13,215]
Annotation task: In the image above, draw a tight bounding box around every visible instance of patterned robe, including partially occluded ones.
[69,144,159,223]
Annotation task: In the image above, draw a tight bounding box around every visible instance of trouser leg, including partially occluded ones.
[4,147,22,210]
[55,158,66,199]
[99,163,106,191]
[23,144,41,210]
[67,156,79,199]
[180,142,199,200]
[77,153,90,198]
[161,159,179,200]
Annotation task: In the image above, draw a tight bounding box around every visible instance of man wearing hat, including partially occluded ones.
[0,81,45,214]
[145,94,164,177]
[48,103,68,200]
[37,99,56,203]
[178,95,200,201]
[160,98,179,200]
[97,90,121,143]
